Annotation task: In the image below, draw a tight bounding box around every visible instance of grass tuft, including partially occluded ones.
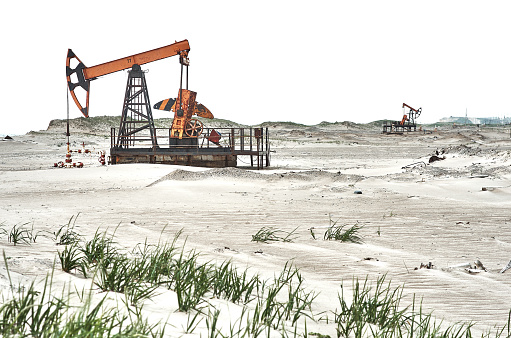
[58,241,86,275]
[81,228,118,267]
[8,224,32,246]
[252,226,299,243]
[323,216,364,243]
[54,215,82,245]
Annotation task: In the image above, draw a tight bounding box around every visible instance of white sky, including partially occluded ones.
[1,1,511,135]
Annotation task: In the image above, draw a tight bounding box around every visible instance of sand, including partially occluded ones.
[1,121,511,336]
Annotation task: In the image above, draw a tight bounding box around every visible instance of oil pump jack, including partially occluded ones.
[65,40,213,149]
[66,40,270,168]
[400,103,422,126]
[382,103,422,134]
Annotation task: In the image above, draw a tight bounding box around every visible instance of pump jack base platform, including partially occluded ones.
[110,147,238,168]
[109,127,270,169]
[382,122,418,134]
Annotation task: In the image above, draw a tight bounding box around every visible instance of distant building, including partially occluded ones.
[439,116,511,125]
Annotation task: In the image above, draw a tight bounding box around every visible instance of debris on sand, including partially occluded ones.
[447,262,472,269]
[402,161,426,170]
[446,260,488,274]
[473,259,488,272]
[415,262,434,270]
[429,155,446,163]
[500,260,511,274]
[2,135,13,140]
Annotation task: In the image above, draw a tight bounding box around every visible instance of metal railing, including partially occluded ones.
[112,127,266,150]
[110,126,270,167]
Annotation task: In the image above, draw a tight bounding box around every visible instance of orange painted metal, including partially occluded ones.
[66,40,190,118]
[400,114,408,125]
[400,103,422,125]
[208,129,221,145]
[402,102,419,113]
[154,98,213,120]
[83,40,190,79]
[195,103,213,119]
[171,89,197,139]
[66,50,90,117]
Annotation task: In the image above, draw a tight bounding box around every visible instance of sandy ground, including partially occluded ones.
[1,121,511,336]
